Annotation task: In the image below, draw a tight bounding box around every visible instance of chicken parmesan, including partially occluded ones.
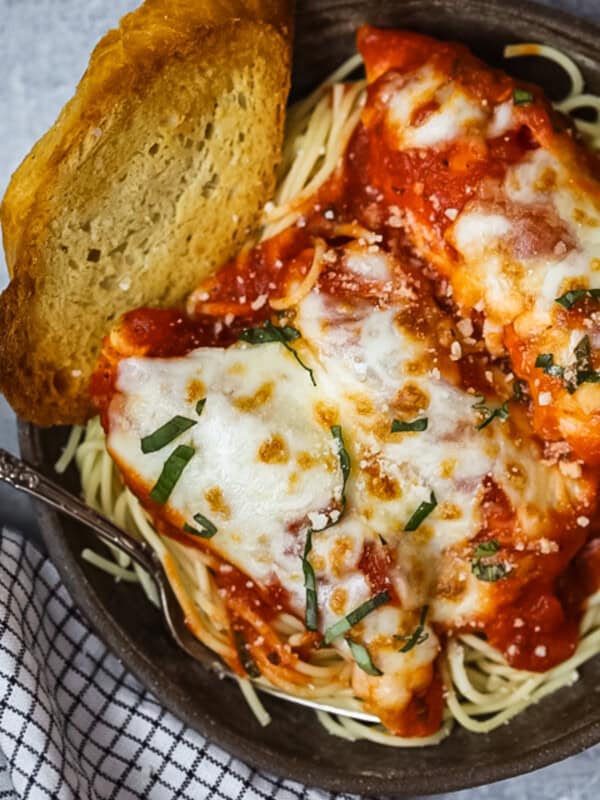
[76,28,600,744]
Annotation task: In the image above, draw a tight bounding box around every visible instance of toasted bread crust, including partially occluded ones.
[0,0,292,426]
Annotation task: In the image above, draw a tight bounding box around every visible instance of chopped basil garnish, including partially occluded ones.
[575,334,591,364]
[404,492,437,532]
[324,590,390,645]
[472,561,508,582]
[513,88,533,105]
[346,638,382,676]
[195,398,206,416]
[513,380,525,401]
[555,288,600,309]
[475,400,509,430]
[233,630,261,678]
[391,417,428,433]
[577,370,600,384]
[536,337,600,393]
[471,539,508,583]
[535,353,564,379]
[149,444,194,504]
[474,539,500,558]
[183,512,217,539]
[310,427,350,535]
[141,415,196,453]
[239,320,316,386]
[331,425,350,503]
[395,605,429,653]
[239,322,300,345]
[302,528,319,631]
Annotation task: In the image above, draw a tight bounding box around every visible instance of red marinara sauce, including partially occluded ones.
[466,475,600,672]
[352,26,550,259]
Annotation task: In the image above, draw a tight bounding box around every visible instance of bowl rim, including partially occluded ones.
[17,0,600,793]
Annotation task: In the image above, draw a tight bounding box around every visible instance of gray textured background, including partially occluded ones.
[1,1,600,797]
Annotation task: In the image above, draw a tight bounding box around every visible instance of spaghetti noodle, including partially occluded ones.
[58,36,600,745]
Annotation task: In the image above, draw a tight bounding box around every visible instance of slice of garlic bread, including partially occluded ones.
[0,0,292,426]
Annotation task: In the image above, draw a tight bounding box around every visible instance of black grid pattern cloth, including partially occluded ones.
[0,528,355,800]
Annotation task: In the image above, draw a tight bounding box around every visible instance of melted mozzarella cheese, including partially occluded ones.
[447,141,600,337]
[296,286,587,625]
[387,68,485,149]
[106,242,593,714]
[109,344,342,613]
[387,67,443,133]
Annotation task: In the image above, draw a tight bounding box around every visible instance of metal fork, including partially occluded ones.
[0,448,378,722]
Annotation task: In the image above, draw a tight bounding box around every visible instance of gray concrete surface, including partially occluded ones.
[1,1,600,796]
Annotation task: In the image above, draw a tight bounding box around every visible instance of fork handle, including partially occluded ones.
[0,448,157,574]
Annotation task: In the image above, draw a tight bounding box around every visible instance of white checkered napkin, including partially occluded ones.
[0,529,356,800]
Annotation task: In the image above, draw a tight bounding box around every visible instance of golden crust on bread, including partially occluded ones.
[0,0,293,426]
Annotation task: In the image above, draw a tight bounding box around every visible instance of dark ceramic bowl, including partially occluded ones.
[18,0,600,795]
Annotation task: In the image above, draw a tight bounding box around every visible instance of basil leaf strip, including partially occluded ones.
[391,417,428,433]
[472,561,508,582]
[239,322,300,344]
[574,335,592,369]
[476,401,509,431]
[346,638,383,676]
[535,353,564,380]
[233,630,261,678]
[196,398,207,416]
[183,513,217,539]
[513,380,525,401]
[513,88,533,105]
[239,321,316,386]
[149,445,195,504]
[536,340,600,393]
[331,425,350,503]
[302,529,319,631]
[555,288,600,309]
[471,539,508,583]
[324,590,390,645]
[577,370,600,385]
[395,605,429,653]
[141,415,196,454]
[404,492,437,532]
[474,539,500,558]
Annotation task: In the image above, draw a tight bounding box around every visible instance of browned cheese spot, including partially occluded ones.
[311,553,326,572]
[258,434,289,464]
[347,393,375,416]
[534,167,557,193]
[436,552,469,600]
[329,586,348,616]
[297,451,317,470]
[227,361,247,375]
[505,461,527,490]
[440,458,457,479]
[204,486,231,519]
[314,401,338,428]
[573,207,599,227]
[438,501,462,521]
[363,458,401,500]
[330,537,355,578]
[392,382,430,417]
[186,378,206,404]
[411,524,434,546]
[501,258,525,282]
[232,381,274,412]
[405,354,434,376]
